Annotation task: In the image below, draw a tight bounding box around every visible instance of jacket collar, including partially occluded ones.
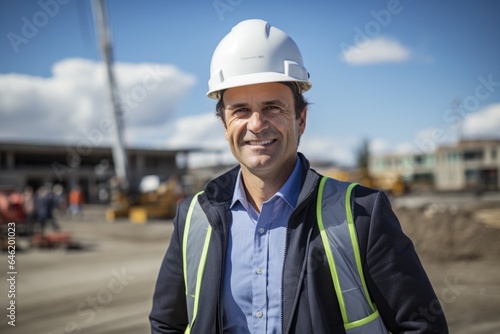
[203,152,313,206]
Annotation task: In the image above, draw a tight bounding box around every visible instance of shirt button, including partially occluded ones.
[256,311,263,318]
[255,267,263,275]
[258,227,265,234]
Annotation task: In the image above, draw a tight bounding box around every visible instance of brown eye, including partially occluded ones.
[264,106,281,113]
[232,108,250,117]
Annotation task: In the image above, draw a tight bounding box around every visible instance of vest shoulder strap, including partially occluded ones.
[317,176,389,333]
[182,191,211,333]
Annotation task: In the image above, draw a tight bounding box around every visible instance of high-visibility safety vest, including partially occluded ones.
[182,176,389,333]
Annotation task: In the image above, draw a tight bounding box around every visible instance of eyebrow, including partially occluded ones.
[263,100,287,107]
[226,100,287,110]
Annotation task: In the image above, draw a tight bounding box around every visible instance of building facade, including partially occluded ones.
[435,139,500,191]
[369,139,500,192]
[0,141,197,203]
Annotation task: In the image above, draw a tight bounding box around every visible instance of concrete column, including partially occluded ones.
[136,154,145,176]
[88,173,98,204]
[6,151,15,169]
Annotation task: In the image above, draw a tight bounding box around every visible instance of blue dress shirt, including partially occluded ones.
[222,158,303,333]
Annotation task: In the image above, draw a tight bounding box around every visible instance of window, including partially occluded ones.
[463,150,483,161]
[447,152,460,162]
[413,155,424,165]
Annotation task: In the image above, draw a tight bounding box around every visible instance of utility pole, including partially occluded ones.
[450,97,463,143]
[92,0,130,192]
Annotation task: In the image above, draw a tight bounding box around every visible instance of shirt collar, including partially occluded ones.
[230,157,303,210]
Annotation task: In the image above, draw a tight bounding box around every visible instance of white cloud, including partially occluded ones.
[126,112,227,149]
[369,138,391,155]
[300,135,359,167]
[462,103,500,138]
[340,36,411,65]
[393,141,419,154]
[365,137,413,156]
[0,58,196,143]
[368,103,500,160]
[125,112,238,168]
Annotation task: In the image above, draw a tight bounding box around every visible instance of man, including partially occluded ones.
[150,19,448,333]
[68,185,84,218]
[22,186,36,235]
[36,185,61,235]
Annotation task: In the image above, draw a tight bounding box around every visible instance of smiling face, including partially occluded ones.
[222,82,307,179]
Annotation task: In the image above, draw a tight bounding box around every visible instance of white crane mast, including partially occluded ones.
[92,0,130,192]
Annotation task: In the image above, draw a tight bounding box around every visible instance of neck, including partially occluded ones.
[240,157,297,212]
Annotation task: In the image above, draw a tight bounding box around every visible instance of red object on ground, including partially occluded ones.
[32,232,72,248]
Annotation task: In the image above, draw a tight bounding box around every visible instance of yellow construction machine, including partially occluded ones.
[320,167,408,196]
[105,175,185,224]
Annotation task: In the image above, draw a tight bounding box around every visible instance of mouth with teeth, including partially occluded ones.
[245,139,276,146]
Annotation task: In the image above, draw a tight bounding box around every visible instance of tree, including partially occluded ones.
[356,138,370,170]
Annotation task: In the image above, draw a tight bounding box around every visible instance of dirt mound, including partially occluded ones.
[395,204,500,262]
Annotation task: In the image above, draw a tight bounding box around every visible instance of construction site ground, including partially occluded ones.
[1,191,499,334]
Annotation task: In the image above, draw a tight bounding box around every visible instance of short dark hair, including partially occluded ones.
[215,82,309,123]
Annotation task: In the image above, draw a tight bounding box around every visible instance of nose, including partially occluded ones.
[247,111,268,133]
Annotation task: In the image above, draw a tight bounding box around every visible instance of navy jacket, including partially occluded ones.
[150,153,448,333]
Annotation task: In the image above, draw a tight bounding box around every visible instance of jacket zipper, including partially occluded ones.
[281,223,289,333]
[211,208,226,334]
[217,258,223,333]
[199,195,226,334]
[280,188,317,333]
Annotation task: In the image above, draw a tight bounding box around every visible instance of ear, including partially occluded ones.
[298,107,307,135]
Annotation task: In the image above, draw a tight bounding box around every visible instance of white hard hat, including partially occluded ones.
[207,19,311,99]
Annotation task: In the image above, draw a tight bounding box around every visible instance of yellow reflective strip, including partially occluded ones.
[316,176,349,323]
[344,309,381,330]
[345,183,376,313]
[191,224,212,326]
[182,192,202,297]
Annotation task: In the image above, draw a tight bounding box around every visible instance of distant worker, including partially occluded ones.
[22,186,37,235]
[52,183,67,215]
[68,185,84,218]
[36,185,60,235]
[150,19,448,333]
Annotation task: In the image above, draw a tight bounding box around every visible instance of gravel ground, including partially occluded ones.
[1,197,499,334]
[0,208,173,334]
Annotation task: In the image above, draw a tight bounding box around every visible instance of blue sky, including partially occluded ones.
[1,0,500,167]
